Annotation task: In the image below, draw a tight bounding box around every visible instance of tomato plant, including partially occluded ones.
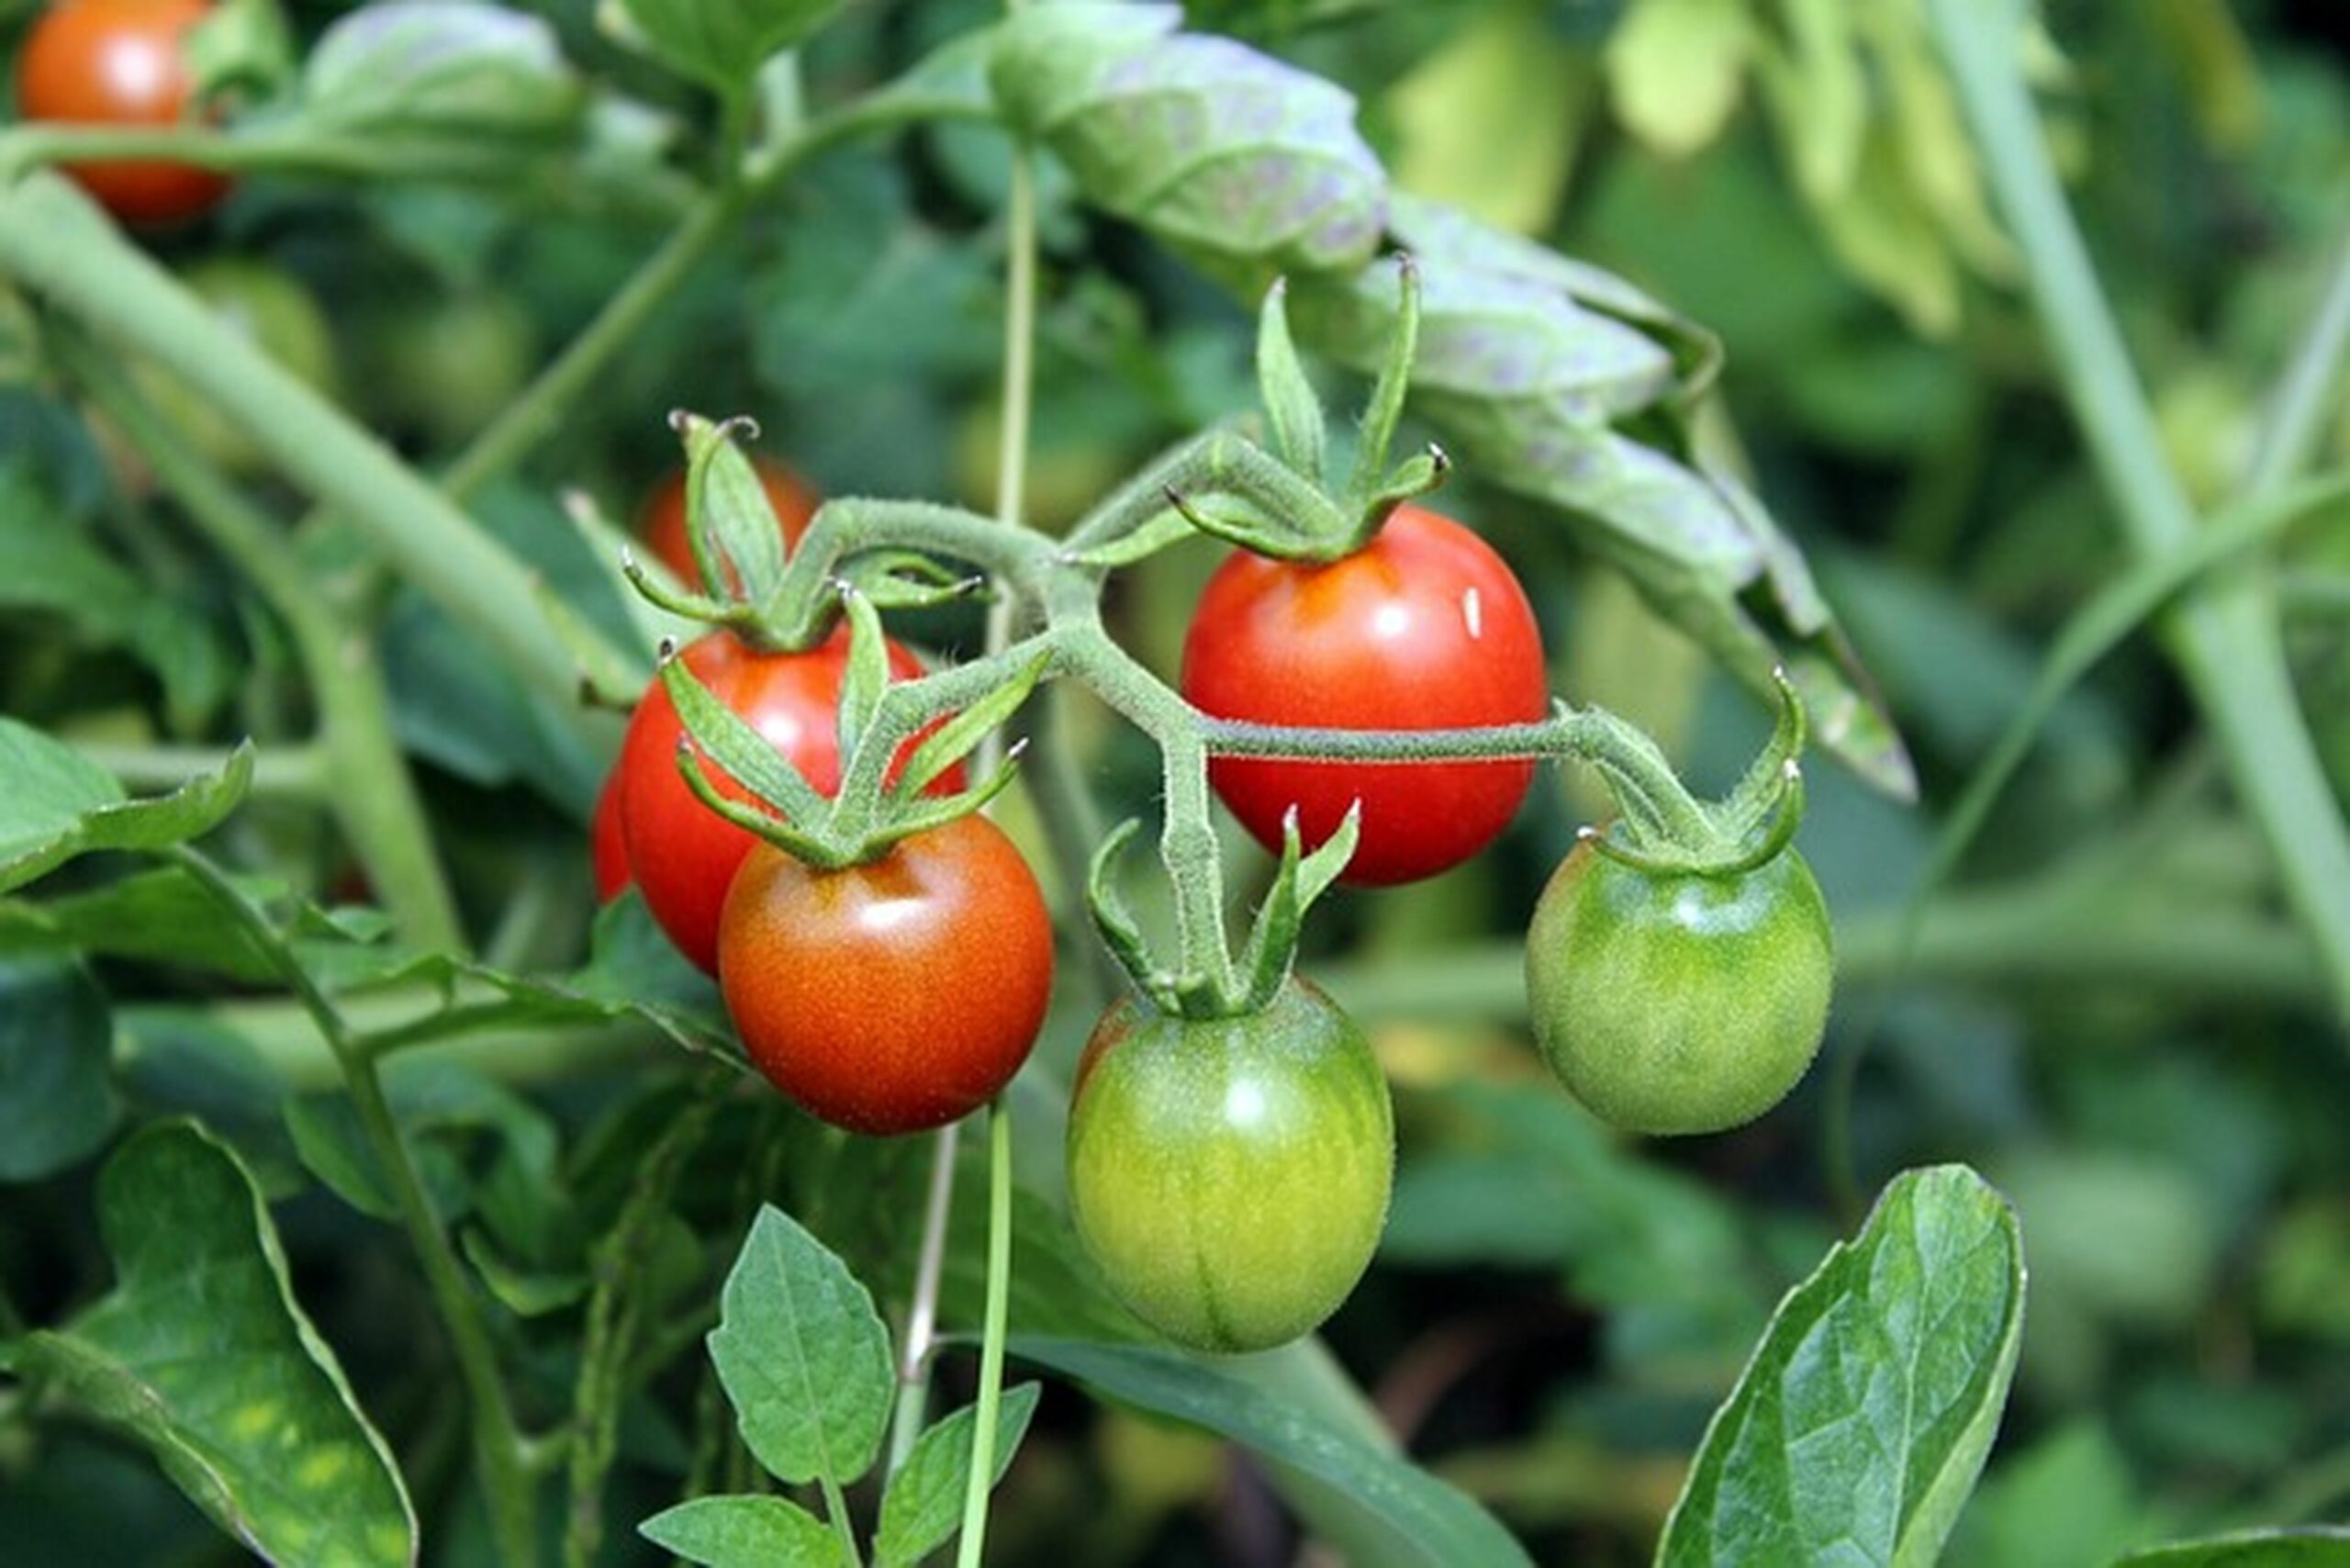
[614,627,962,975]
[638,453,817,586]
[1181,502,1550,885]
[1065,979,1393,1352]
[13,0,230,224]
[1524,838,1833,1137]
[718,812,1052,1135]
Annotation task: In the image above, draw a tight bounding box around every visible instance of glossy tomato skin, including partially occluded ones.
[718,814,1054,1136]
[1180,503,1549,886]
[639,455,819,588]
[589,771,629,902]
[1066,980,1393,1352]
[614,628,960,975]
[16,0,232,224]
[1525,842,1833,1136]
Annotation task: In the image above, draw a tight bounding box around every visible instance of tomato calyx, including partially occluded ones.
[1162,257,1446,566]
[1088,802,1361,1020]
[623,411,987,653]
[1583,666,1812,878]
[663,586,1048,872]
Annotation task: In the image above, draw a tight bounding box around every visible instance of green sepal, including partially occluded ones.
[860,743,1027,860]
[1233,804,1360,1013]
[1061,509,1196,571]
[679,413,790,607]
[886,650,1051,804]
[835,551,986,612]
[1717,666,1809,846]
[1162,441,1351,561]
[833,588,892,774]
[1256,279,1326,487]
[658,644,835,861]
[1341,253,1420,516]
[1086,821,1174,1011]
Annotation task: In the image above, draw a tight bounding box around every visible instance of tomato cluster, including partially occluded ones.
[15,0,232,225]
[594,466,1830,1348]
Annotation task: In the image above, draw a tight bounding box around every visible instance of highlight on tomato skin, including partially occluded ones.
[612,628,965,976]
[716,813,1055,1137]
[638,454,820,588]
[14,0,235,225]
[1180,501,1550,887]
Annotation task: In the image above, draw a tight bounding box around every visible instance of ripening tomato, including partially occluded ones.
[589,770,629,902]
[639,455,819,588]
[718,813,1054,1136]
[1180,503,1550,886]
[15,0,232,225]
[614,628,961,975]
[1066,980,1393,1352]
[1525,840,1833,1136]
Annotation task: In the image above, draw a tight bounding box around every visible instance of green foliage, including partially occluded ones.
[0,0,2344,1562]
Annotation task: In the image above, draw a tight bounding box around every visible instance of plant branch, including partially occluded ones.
[1929,0,2350,1020]
[955,1100,1014,1568]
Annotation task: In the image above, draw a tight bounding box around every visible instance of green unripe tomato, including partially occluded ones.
[1067,980,1393,1353]
[1525,840,1832,1137]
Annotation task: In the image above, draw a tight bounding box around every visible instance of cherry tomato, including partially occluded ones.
[638,455,819,588]
[614,628,961,975]
[589,770,628,902]
[1180,502,1549,886]
[1524,840,1833,1136]
[1066,979,1393,1352]
[718,813,1054,1136]
[15,0,232,225]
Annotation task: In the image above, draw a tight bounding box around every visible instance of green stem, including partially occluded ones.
[58,330,464,951]
[887,1124,964,1476]
[2243,218,2350,495]
[955,1100,1013,1568]
[166,847,535,1564]
[819,1475,863,1565]
[1929,0,2350,1021]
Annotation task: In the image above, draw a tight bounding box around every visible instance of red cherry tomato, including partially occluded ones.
[718,813,1054,1136]
[614,628,962,975]
[1180,502,1550,886]
[589,770,629,902]
[15,0,232,225]
[638,455,819,588]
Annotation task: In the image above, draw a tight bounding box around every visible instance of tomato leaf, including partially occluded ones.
[0,958,118,1182]
[1011,1337,1532,1567]
[990,5,1386,283]
[638,1493,849,1567]
[617,0,850,98]
[2106,1528,2350,1567]
[7,1123,418,1566]
[302,1,585,140]
[0,468,232,730]
[871,1382,1042,1568]
[706,1204,896,1488]
[0,866,285,983]
[1656,1164,2025,1567]
[0,721,252,897]
[1285,207,1915,799]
